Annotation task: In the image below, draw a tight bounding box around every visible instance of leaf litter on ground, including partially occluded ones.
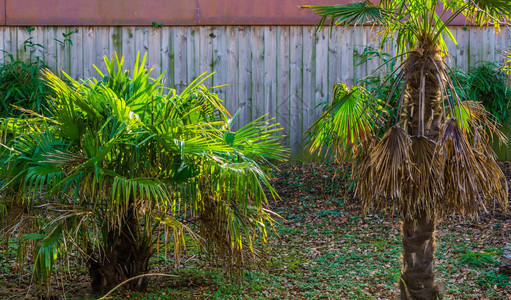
[0,162,510,299]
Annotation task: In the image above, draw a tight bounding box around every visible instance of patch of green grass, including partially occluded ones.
[477,270,510,289]
[459,251,499,268]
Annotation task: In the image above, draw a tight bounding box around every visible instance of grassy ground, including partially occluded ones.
[1,162,510,299]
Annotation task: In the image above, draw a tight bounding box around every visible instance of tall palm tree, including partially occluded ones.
[304,1,510,299]
[0,53,287,296]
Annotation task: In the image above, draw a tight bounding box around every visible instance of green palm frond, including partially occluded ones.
[449,101,507,144]
[303,0,393,32]
[306,83,383,161]
[224,114,288,162]
[466,0,511,29]
[502,48,511,85]
[23,224,63,285]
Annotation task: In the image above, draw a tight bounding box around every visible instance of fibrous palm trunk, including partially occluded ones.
[88,210,152,296]
[400,213,439,299]
[399,47,444,299]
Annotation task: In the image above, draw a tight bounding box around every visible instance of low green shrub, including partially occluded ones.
[0,53,53,117]
[453,62,511,124]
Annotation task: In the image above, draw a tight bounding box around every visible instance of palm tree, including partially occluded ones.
[304,1,510,299]
[0,53,287,296]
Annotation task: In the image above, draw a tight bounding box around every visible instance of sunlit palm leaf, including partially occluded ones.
[306,83,383,161]
[303,0,393,32]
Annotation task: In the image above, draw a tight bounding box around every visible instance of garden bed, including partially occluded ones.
[1,162,510,299]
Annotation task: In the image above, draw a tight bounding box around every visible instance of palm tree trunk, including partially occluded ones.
[88,210,152,296]
[400,49,444,299]
[399,212,440,299]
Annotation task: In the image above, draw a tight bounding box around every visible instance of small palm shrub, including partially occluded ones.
[0,52,287,296]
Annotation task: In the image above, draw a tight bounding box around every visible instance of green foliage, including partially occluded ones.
[0,53,53,117]
[54,30,78,47]
[0,31,77,118]
[304,0,511,57]
[459,251,499,268]
[477,270,511,289]
[0,52,287,293]
[452,63,511,124]
[306,82,384,161]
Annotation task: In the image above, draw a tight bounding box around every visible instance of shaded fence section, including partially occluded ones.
[0,26,510,155]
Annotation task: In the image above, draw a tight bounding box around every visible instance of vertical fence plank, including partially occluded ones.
[198,26,212,87]
[263,27,277,123]
[211,26,227,100]
[0,28,4,56]
[133,27,143,65]
[495,27,508,63]
[277,26,290,146]
[4,28,16,60]
[148,27,161,77]
[328,27,341,88]
[57,27,73,75]
[93,27,110,76]
[352,26,367,82]
[173,27,187,92]
[339,27,353,87]
[110,27,122,60]
[482,27,495,63]
[315,28,328,121]
[28,27,40,63]
[45,28,57,72]
[444,27,457,68]
[225,26,238,119]
[302,26,316,142]
[469,28,483,68]
[70,27,83,80]
[365,26,381,78]
[82,27,94,78]
[456,27,470,72]
[238,27,252,128]
[135,27,150,69]
[290,26,304,155]
[55,27,65,73]
[250,27,264,120]
[16,27,29,62]
[160,27,172,86]
[186,27,199,86]
[121,27,135,71]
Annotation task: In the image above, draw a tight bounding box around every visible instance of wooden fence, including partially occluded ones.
[1,26,510,156]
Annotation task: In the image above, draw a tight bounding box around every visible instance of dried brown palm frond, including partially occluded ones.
[457,101,507,145]
[407,136,443,220]
[439,118,507,218]
[356,126,413,214]
[471,126,509,212]
[198,196,267,279]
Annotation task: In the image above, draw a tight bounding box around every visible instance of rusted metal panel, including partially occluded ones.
[5,0,196,26]
[2,0,473,26]
[0,0,5,25]
[196,0,469,26]
[197,0,345,25]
